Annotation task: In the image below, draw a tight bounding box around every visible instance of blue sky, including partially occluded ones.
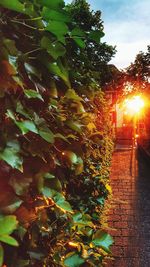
[65,0,150,69]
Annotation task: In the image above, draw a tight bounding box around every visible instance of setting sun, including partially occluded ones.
[124,95,145,115]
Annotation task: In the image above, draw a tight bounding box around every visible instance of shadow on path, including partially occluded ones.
[135,150,150,262]
[105,148,150,267]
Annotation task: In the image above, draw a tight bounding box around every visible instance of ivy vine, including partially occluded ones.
[0,0,114,266]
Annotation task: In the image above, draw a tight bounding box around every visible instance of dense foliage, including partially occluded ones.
[66,0,116,87]
[0,0,114,266]
[127,46,150,144]
[121,45,150,95]
[127,45,150,84]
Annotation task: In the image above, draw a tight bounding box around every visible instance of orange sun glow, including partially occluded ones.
[124,95,145,115]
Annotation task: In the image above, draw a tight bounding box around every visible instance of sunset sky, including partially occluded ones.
[65,0,150,69]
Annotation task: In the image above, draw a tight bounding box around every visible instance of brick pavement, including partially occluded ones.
[104,148,150,267]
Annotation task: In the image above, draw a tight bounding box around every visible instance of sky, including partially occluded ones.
[65,0,150,69]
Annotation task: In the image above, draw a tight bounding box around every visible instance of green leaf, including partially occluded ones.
[2,197,23,214]
[42,187,55,198]
[37,0,64,10]
[12,75,24,88]
[71,28,86,37]
[89,30,105,43]
[40,55,70,86]
[7,109,16,120]
[47,177,62,192]
[0,235,19,246]
[72,37,85,49]
[3,39,18,56]
[54,133,70,143]
[0,215,18,235]
[42,188,73,213]
[41,37,66,60]
[54,196,73,213]
[0,244,4,267]
[52,42,66,59]
[39,128,55,143]
[0,0,34,15]
[47,62,69,85]
[24,89,44,101]
[42,8,70,22]
[48,62,62,76]
[71,28,86,49]
[96,197,105,205]
[49,80,58,98]
[16,102,32,119]
[0,0,24,13]
[65,89,83,102]
[16,120,38,135]
[64,252,85,267]
[73,212,94,227]
[33,114,55,143]
[53,192,73,212]
[0,140,23,171]
[9,56,18,74]
[62,150,78,164]
[81,227,93,237]
[46,21,68,38]
[92,231,113,253]
[7,109,38,135]
[57,59,70,85]
[66,120,83,133]
[72,212,82,222]
[44,173,55,179]
[17,226,27,241]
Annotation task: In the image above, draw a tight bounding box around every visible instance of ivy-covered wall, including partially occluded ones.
[0,0,114,266]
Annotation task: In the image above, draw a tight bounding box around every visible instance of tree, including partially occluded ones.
[104,46,150,99]
[66,0,116,87]
[126,46,150,143]
[127,45,150,86]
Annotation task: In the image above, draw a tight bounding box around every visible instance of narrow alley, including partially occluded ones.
[106,147,150,267]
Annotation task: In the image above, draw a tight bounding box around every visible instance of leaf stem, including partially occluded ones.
[13,16,42,21]
[24,48,42,56]
[11,19,44,31]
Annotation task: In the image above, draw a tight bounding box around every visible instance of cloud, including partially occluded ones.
[102,0,150,68]
[65,0,150,68]
[110,41,148,69]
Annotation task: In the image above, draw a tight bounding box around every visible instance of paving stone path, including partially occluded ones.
[105,148,150,267]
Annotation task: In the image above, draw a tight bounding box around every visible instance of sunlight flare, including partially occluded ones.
[124,95,145,115]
